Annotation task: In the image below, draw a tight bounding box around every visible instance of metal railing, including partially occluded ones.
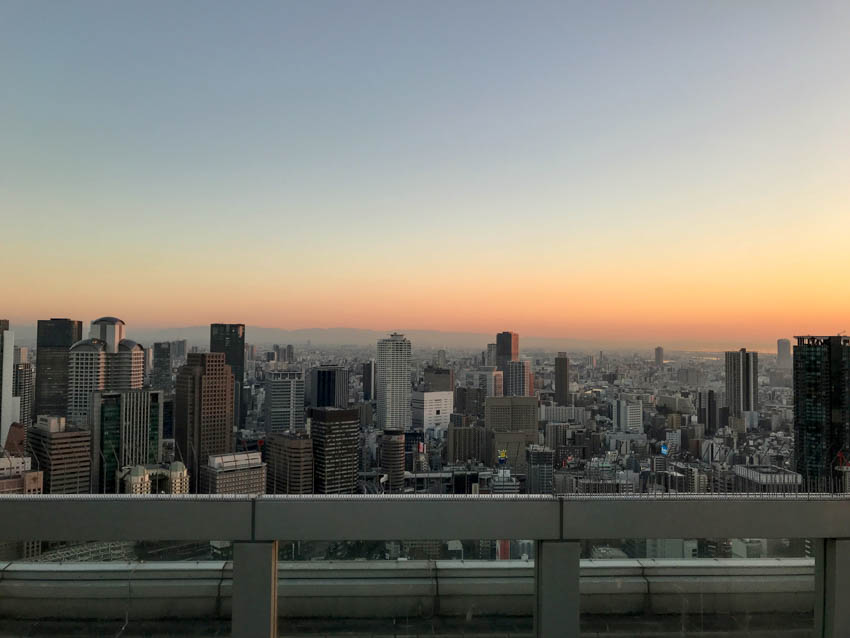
[0,493,848,637]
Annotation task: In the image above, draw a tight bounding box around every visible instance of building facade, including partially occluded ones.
[265,432,313,494]
[210,323,246,428]
[174,352,234,491]
[725,348,759,420]
[310,407,359,494]
[34,318,83,421]
[554,353,570,406]
[793,336,850,482]
[90,389,164,493]
[264,370,305,433]
[199,452,266,495]
[309,365,349,408]
[376,333,411,431]
[26,416,91,494]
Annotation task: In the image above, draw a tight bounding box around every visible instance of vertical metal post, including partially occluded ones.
[232,541,278,638]
[815,538,850,638]
[535,541,580,638]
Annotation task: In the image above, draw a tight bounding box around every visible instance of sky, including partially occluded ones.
[1,1,849,349]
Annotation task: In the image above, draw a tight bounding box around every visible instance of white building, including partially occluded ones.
[0,322,20,447]
[377,333,411,431]
[613,399,642,433]
[264,370,305,434]
[412,390,453,436]
[67,318,144,427]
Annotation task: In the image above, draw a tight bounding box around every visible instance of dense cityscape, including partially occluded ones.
[1,318,847,563]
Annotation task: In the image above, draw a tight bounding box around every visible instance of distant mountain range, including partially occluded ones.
[5,322,771,353]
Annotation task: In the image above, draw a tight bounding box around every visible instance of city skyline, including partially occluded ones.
[2,1,849,345]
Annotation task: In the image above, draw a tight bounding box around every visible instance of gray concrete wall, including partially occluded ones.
[0,558,814,620]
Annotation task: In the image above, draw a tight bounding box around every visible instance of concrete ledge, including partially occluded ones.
[0,558,815,620]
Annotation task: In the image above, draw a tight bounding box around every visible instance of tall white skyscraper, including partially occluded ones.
[67,317,144,426]
[376,333,411,431]
[264,370,305,433]
[0,320,19,447]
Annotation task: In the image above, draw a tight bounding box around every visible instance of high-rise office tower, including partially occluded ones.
[793,336,850,482]
[285,344,295,363]
[0,320,15,448]
[310,407,359,494]
[362,360,375,401]
[26,416,91,494]
[12,363,33,429]
[725,348,759,419]
[265,432,313,494]
[777,338,792,369]
[447,422,490,464]
[555,352,570,406]
[199,452,266,495]
[175,352,234,490]
[455,386,487,418]
[65,317,144,427]
[496,332,519,371]
[376,333,411,430]
[210,323,246,428]
[170,339,187,362]
[485,343,497,367]
[264,370,305,433]
[504,360,532,397]
[655,346,664,367]
[90,389,164,493]
[469,368,503,398]
[436,349,447,368]
[697,390,719,435]
[151,342,173,391]
[527,445,555,494]
[309,365,349,408]
[423,366,454,392]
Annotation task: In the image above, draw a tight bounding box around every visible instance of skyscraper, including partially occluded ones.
[362,360,375,402]
[0,320,15,448]
[264,370,305,433]
[793,336,850,482]
[210,323,246,428]
[697,390,719,435]
[496,332,519,371]
[612,399,643,433]
[265,432,313,494]
[376,333,411,430]
[308,365,349,408]
[175,352,234,490]
[26,416,91,494]
[310,407,359,494]
[555,352,570,406]
[66,320,144,427]
[655,346,664,367]
[151,342,173,391]
[527,445,555,494]
[725,348,759,421]
[486,343,497,367]
[504,360,532,397]
[90,389,164,493]
[777,338,792,369]
[12,363,33,429]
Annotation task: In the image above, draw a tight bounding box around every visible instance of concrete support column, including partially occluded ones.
[535,540,580,638]
[232,541,278,638]
[815,538,850,638]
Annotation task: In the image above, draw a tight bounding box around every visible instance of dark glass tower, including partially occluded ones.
[555,352,570,406]
[496,331,519,371]
[794,336,850,483]
[34,318,83,420]
[210,323,245,428]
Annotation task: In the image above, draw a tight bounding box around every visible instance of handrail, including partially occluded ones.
[0,493,848,542]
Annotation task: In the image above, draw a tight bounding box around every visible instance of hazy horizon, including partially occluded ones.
[2,1,848,342]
